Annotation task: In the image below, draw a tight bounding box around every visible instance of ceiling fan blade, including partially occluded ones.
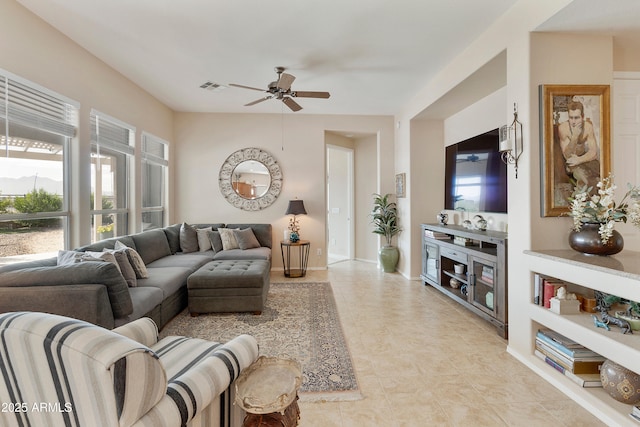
[282,97,302,112]
[292,91,330,99]
[277,73,296,91]
[229,83,265,92]
[245,96,272,106]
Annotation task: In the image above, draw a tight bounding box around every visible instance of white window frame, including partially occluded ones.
[141,131,169,230]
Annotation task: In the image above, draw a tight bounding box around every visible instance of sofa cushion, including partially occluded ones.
[163,223,182,254]
[137,267,192,299]
[180,222,199,253]
[234,228,261,250]
[0,262,133,318]
[131,229,172,264]
[115,241,149,279]
[196,227,212,252]
[208,230,223,253]
[115,286,164,326]
[212,247,271,261]
[145,252,213,271]
[219,228,239,250]
[227,224,272,249]
[103,248,137,287]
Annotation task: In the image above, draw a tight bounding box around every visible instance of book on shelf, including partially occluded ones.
[534,350,602,388]
[536,329,604,359]
[535,339,604,374]
[425,230,450,240]
[631,406,640,423]
[453,236,473,246]
[480,266,494,283]
[542,279,564,309]
[534,273,543,305]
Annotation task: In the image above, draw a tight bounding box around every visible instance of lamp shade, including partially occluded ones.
[285,199,307,216]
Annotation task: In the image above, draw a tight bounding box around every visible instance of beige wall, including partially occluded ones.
[172,113,394,270]
[0,0,174,247]
[354,135,378,263]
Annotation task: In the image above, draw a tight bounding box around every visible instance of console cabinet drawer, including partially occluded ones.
[440,247,467,264]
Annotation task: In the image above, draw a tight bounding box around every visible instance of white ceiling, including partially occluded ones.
[16,0,640,116]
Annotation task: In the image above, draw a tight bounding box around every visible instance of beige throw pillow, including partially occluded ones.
[115,240,149,279]
[218,228,239,250]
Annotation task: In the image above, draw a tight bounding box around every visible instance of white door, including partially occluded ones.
[326,145,354,263]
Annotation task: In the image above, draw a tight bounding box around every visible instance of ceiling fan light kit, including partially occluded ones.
[230,66,330,112]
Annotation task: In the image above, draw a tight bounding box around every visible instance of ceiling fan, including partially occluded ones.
[229,67,330,112]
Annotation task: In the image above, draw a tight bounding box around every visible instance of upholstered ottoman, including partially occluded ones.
[188,259,270,315]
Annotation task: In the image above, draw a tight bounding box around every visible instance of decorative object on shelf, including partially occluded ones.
[371,193,401,273]
[499,103,523,178]
[540,84,611,217]
[460,284,468,296]
[462,219,473,229]
[219,147,282,211]
[285,199,307,242]
[593,291,640,331]
[567,173,639,255]
[472,214,487,231]
[600,359,640,405]
[436,211,448,225]
[454,264,465,275]
[485,291,494,309]
[594,290,633,334]
[449,278,460,289]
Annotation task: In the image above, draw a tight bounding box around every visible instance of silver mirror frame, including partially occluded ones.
[219,147,282,211]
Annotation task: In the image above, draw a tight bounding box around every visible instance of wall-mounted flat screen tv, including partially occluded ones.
[444,128,507,213]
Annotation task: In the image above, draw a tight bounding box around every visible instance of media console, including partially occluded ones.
[420,223,508,338]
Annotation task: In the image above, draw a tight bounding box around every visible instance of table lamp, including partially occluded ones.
[285,199,307,242]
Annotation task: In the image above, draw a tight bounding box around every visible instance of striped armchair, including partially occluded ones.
[0,312,259,427]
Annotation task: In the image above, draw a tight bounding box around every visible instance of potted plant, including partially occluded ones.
[371,193,401,272]
[567,174,640,255]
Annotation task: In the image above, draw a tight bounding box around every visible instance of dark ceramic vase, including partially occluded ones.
[600,360,640,404]
[568,223,624,256]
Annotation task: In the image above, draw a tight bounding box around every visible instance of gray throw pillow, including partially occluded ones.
[180,222,199,253]
[103,248,137,287]
[115,240,148,279]
[196,227,212,251]
[234,228,261,250]
[208,230,223,253]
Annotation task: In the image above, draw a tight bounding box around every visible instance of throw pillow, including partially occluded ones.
[208,230,223,253]
[103,248,137,287]
[218,228,239,251]
[57,250,104,265]
[196,227,212,252]
[234,228,261,250]
[115,240,149,279]
[180,222,199,253]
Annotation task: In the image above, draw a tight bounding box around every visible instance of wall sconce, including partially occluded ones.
[499,103,523,178]
[285,199,307,242]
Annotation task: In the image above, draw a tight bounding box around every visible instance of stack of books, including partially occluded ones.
[533,274,565,308]
[480,265,493,284]
[630,405,640,423]
[424,230,449,240]
[534,329,604,388]
[453,236,473,246]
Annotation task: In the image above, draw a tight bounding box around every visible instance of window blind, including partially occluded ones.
[141,132,169,166]
[90,110,135,155]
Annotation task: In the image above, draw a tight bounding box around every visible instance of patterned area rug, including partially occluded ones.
[160,281,361,402]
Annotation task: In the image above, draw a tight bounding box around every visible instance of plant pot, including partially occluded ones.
[378,246,399,273]
[568,223,624,256]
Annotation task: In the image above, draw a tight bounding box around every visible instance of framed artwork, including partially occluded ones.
[395,173,406,198]
[539,84,610,217]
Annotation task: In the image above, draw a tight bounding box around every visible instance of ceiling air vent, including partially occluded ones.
[199,81,227,92]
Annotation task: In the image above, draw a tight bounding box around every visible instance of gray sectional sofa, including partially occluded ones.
[0,223,272,330]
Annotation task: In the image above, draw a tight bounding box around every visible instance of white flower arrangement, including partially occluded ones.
[568,174,640,244]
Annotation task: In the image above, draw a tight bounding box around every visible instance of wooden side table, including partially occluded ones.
[280,240,310,278]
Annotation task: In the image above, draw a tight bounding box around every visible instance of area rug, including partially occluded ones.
[160,281,361,402]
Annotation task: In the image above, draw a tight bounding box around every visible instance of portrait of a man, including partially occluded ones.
[540,85,610,217]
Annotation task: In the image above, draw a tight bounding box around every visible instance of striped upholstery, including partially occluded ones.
[0,312,259,427]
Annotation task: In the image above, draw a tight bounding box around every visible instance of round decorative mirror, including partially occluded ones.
[219,148,282,211]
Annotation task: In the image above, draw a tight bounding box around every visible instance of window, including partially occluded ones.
[141,132,168,230]
[90,110,134,242]
[0,70,77,262]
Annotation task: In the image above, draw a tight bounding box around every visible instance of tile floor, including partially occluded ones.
[273,260,605,427]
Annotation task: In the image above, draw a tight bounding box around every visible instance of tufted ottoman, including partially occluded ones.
[188,259,270,315]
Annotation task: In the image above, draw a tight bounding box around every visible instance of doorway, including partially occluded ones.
[326,145,354,264]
